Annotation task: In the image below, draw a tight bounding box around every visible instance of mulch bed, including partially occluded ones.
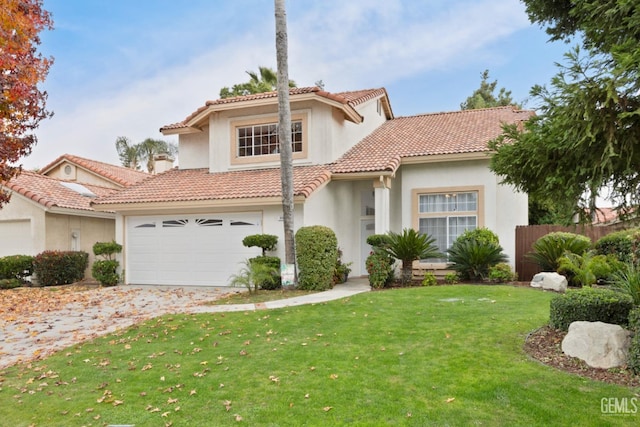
[524,325,640,388]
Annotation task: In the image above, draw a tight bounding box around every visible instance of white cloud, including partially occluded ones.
[25,0,533,169]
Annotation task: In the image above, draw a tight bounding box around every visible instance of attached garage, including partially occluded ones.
[0,219,34,257]
[126,212,262,286]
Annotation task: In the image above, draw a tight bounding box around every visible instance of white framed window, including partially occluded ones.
[230,113,307,165]
[413,187,483,263]
[237,120,302,157]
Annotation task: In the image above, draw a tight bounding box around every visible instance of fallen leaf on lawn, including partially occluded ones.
[223,400,232,411]
[234,414,243,421]
[323,406,333,412]
[149,407,161,413]
[269,375,280,383]
[239,349,247,356]
[161,411,170,417]
[141,363,153,371]
[446,397,455,403]
[445,333,451,339]
[93,414,101,420]
[329,374,338,380]
[189,389,197,396]
[167,398,178,404]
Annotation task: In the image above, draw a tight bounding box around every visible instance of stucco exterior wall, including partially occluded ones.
[398,160,528,267]
[178,128,210,169]
[45,213,115,278]
[45,162,121,189]
[178,95,389,174]
[0,194,46,256]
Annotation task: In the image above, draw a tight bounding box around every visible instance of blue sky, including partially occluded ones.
[24,0,570,169]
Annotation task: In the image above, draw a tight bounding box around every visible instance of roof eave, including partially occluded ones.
[400,151,490,165]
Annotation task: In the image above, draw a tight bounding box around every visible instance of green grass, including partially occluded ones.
[0,285,638,426]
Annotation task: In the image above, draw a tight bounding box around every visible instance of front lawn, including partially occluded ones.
[0,285,637,426]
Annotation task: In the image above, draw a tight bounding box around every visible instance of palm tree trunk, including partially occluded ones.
[275,0,297,285]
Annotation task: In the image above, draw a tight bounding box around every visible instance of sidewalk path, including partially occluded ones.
[0,278,370,370]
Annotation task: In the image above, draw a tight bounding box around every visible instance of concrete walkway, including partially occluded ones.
[0,278,370,370]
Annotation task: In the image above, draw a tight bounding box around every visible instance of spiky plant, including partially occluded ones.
[381,229,442,284]
[447,240,508,281]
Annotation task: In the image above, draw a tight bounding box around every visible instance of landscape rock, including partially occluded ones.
[530,272,567,292]
[561,321,632,369]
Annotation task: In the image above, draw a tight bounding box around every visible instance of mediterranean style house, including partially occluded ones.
[0,155,149,275]
[92,87,531,286]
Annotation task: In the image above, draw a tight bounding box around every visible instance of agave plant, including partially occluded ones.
[380,228,442,284]
[447,240,508,281]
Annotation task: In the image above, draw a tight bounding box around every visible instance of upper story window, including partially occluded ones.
[237,120,302,157]
[230,113,307,165]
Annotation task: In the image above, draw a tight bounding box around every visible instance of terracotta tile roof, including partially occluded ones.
[160,87,388,132]
[39,154,150,187]
[331,106,534,174]
[4,171,117,212]
[92,165,332,206]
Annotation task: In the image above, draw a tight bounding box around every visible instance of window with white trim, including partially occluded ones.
[417,191,478,261]
[237,120,302,158]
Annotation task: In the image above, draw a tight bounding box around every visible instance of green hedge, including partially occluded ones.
[594,228,640,263]
[33,250,88,287]
[295,226,337,291]
[628,307,640,374]
[549,287,634,331]
[0,255,34,282]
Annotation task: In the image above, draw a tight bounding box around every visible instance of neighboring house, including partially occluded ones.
[92,87,531,286]
[0,154,149,276]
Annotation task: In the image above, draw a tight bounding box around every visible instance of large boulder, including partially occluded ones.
[530,272,567,292]
[561,321,632,369]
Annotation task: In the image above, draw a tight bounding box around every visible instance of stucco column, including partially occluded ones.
[374,176,391,234]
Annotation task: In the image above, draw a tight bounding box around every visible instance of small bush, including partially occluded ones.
[33,251,88,287]
[448,240,508,281]
[549,287,634,331]
[333,248,352,285]
[421,272,437,286]
[0,255,34,283]
[443,272,459,284]
[628,307,640,374]
[0,278,21,289]
[455,228,499,247]
[91,260,120,287]
[488,263,517,283]
[366,251,393,289]
[295,226,338,291]
[594,229,640,263]
[92,241,122,286]
[92,241,123,260]
[250,256,281,290]
[366,234,392,249]
[229,259,276,293]
[527,232,591,271]
[242,234,278,256]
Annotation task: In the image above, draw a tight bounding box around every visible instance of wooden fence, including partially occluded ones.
[514,223,626,281]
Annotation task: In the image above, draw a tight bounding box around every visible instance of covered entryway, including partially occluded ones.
[126,212,262,286]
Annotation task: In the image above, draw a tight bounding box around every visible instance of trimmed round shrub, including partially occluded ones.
[549,287,634,331]
[594,228,640,263]
[0,278,21,289]
[365,251,394,288]
[527,232,591,271]
[295,226,338,291]
[455,228,500,246]
[242,234,278,256]
[91,260,120,287]
[366,234,392,249]
[249,256,281,290]
[92,241,122,260]
[33,250,88,287]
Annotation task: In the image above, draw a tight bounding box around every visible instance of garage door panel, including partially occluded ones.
[127,213,261,286]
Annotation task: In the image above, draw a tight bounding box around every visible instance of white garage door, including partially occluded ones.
[0,219,34,257]
[126,213,262,286]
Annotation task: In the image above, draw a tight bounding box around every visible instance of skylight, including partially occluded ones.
[60,182,97,198]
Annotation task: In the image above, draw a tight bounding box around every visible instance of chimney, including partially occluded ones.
[153,153,174,174]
